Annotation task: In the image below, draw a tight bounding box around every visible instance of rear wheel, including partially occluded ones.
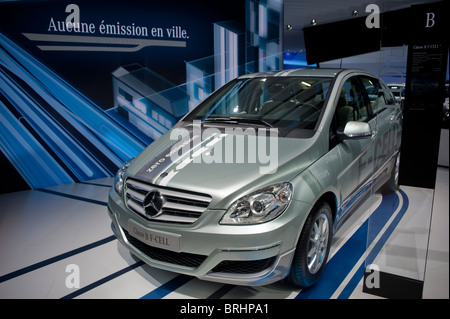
[288,201,332,287]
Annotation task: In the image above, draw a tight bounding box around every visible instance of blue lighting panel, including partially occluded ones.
[0,33,149,189]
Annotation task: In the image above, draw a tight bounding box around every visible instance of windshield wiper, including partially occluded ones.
[203,116,273,128]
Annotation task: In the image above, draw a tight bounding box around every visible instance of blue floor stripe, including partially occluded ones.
[79,181,113,188]
[36,188,108,206]
[337,189,409,298]
[0,235,115,283]
[140,275,194,299]
[365,189,409,267]
[61,261,145,299]
[337,263,366,299]
[1,189,410,299]
[296,190,407,299]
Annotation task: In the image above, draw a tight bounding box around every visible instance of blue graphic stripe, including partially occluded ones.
[0,34,147,157]
[0,67,111,180]
[0,32,150,188]
[0,100,74,188]
[0,38,125,172]
[140,275,194,299]
[296,190,406,299]
[0,33,147,159]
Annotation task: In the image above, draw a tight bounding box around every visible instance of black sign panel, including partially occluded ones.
[399,1,448,189]
[303,16,381,65]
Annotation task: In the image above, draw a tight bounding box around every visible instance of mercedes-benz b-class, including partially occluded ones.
[107,68,402,287]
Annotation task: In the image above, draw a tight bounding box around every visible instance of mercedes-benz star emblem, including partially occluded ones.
[143,190,165,218]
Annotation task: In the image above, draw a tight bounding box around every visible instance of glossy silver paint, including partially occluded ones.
[107,68,402,286]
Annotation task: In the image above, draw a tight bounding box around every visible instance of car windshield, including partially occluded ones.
[186,76,333,136]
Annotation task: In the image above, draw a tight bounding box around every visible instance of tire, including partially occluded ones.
[288,201,332,287]
[382,151,400,193]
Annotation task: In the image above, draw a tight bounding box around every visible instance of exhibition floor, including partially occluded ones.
[0,168,448,299]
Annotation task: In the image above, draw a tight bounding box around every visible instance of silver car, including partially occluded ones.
[107,68,402,287]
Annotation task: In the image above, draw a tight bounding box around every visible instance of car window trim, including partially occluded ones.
[355,76,375,122]
[312,71,342,132]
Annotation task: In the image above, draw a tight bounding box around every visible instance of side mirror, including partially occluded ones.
[338,121,373,140]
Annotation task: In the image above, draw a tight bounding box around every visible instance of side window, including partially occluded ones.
[380,82,396,105]
[334,77,369,130]
[360,76,394,115]
[330,76,370,149]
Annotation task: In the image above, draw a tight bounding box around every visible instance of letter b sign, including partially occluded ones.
[425,12,435,28]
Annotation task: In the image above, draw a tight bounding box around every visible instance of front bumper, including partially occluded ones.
[107,190,311,286]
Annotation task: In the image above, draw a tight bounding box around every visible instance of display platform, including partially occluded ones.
[0,168,448,299]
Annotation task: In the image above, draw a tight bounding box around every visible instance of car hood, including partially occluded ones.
[127,124,321,209]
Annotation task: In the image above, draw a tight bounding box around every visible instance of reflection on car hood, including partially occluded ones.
[127,124,320,208]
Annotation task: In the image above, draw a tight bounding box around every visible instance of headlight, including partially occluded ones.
[114,157,135,195]
[220,182,293,225]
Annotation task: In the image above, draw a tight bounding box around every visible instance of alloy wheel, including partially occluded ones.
[306,212,330,274]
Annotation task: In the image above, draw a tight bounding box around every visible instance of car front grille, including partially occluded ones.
[125,178,212,224]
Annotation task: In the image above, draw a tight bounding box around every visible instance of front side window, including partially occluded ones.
[329,76,371,149]
[334,77,370,130]
[186,76,333,137]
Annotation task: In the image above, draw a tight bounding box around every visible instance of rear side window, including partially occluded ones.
[380,82,396,105]
[360,76,395,115]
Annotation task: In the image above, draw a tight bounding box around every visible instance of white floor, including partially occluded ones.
[0,168,448,299]
[423,167,449,299]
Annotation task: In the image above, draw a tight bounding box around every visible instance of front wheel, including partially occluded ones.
[288,201,332,287]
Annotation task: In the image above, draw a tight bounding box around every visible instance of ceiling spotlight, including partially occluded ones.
[352,9,359,16]
[287,24,293,30]
[310,19,317,25]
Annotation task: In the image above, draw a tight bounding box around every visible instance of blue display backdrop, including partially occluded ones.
[0,0,283,192]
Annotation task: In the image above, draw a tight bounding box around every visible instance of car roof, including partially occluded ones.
[238,68,367,79]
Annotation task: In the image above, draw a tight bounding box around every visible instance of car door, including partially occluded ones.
[360,76,401,176]
[331,75,376,222]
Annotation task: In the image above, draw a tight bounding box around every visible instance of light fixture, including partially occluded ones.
[352,9,359,16]
[310,19,317,25]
